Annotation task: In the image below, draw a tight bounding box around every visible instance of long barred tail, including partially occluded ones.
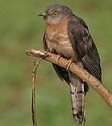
[69,73,86,124]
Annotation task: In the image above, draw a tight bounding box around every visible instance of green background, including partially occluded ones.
[0,0,112,126]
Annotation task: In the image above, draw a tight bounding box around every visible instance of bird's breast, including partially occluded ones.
[45,22,78,60]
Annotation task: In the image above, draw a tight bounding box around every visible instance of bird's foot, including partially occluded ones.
[56,54,61,63]
[65,59,73,70]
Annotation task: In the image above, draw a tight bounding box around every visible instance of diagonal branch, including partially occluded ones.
[26,49,112,110]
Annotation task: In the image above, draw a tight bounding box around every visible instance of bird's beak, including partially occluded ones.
[38,12,47,17]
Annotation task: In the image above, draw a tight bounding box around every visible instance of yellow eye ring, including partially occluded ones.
[53,11,59,16]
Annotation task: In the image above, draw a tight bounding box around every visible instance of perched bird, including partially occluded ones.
[39,4,102,124]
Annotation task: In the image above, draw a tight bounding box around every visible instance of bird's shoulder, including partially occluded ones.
[68,15,88,30]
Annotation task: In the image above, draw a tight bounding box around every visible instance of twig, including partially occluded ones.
[32,58,43,126]
[26,49,112,110]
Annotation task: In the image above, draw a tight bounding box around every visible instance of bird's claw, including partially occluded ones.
[56,55,61,63]
[65,59,73,70]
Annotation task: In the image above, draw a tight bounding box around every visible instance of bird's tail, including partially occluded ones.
[69,72,86,124]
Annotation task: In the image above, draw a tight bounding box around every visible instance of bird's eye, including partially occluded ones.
[52,11,59,16]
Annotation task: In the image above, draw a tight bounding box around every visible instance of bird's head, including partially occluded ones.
[39,4,73,24]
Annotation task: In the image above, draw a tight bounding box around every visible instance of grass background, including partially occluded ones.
[0,0,112,126]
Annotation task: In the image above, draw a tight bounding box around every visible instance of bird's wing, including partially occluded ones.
[43,33,48,51]
[68,20,102,81]
[52,64,70,84]
[43,33,70,84]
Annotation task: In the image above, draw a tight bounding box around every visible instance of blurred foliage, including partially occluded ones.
[0,0,112,126]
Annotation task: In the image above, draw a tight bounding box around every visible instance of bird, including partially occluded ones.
[39,4,102,124]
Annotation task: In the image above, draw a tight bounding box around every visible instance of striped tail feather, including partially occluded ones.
[69,72,86,124]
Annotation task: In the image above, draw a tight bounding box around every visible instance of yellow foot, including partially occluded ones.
[65,59,73,70]
[56,54,61,63]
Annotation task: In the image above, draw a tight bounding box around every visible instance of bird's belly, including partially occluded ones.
[47,36,77,60]
[45,23,78,60]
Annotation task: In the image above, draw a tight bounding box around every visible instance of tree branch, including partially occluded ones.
[26,49,112,110]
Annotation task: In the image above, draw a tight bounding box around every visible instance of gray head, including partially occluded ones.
[39,4,73,24]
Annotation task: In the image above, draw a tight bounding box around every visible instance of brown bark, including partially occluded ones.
[26,49,112,110]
